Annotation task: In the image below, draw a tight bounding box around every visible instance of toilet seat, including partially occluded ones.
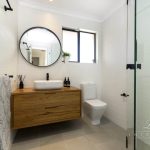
[84,99,107,108]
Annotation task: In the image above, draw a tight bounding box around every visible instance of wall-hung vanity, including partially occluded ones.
[11,87,81,129]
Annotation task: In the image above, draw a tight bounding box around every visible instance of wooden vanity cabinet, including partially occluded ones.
[11,87,81,129]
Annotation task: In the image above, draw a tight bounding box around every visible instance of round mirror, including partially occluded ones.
[19,27,62,67]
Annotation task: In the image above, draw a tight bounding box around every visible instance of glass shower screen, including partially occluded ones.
[136,0,150,149]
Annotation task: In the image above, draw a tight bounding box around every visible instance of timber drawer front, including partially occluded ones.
[11,87,81,129]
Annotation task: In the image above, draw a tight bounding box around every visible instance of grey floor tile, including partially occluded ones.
[12,118,127,150]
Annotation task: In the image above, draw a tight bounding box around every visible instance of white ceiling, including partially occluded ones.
[19,0,126,22]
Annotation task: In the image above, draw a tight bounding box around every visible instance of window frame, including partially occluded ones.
[62,27,96,63]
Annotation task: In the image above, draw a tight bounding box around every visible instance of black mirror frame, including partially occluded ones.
[19,26,62,67]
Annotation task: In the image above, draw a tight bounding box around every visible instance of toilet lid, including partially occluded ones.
[85,99,107,107]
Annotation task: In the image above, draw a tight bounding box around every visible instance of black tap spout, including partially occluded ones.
[46,73,49,80]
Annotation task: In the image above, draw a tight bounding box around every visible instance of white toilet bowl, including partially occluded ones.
[81,83,107,125]
[83,99,107,125]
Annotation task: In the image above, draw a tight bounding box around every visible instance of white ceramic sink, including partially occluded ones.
[34,80,63,90]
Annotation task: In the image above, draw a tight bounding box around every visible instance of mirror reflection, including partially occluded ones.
[19,27,62,67]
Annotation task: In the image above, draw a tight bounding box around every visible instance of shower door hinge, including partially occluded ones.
[137,64,142,69]
[126,64,142,70]
[126,64,135,70]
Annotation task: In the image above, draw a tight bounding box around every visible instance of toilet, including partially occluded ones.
[80,82,107,125]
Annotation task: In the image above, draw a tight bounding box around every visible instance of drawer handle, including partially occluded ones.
[39,112,51,116]
[44,93,57,95]
[45,105,64,109]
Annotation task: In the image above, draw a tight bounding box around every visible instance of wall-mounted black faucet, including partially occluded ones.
[46,73,49,81]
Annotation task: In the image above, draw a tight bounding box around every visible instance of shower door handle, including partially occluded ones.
[121,93,129,97]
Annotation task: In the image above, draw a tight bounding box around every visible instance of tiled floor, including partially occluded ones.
[12,118,127,150]
[137,139,150,150]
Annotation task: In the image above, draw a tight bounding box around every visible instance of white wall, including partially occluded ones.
[101,5,128,129]
[17,4,102,98]
[0,0,18,148]
[0,0,18,77]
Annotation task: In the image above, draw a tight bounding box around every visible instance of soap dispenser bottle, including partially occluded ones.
[67,77,70,87]
[64,77,67,87]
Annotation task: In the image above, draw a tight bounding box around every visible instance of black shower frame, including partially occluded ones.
[134,0,137,150]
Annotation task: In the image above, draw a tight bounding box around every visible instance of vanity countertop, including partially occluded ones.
[12,87,80,95]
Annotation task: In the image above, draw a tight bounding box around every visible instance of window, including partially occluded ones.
[62,29,78,62]
[62,28,96,63]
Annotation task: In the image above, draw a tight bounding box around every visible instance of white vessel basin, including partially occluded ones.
[34,80,63,90]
